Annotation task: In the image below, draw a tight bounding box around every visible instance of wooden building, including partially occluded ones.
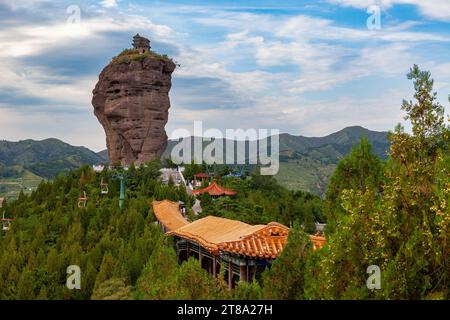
[152,199,326,288]
[152,200,288,288]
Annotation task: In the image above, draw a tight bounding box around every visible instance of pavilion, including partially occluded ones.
[192,181,237,197]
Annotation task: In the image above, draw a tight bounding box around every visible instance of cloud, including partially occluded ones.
[277,16,449,42]
[0,13,173,59]
[0,1,448,151]
[0,104,106,150]
[172,76,246,110]
[100,0,118,8]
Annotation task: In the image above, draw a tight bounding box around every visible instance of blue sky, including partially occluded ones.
[0,0,449,151]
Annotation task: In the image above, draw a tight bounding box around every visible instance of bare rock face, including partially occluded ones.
[92,49,176,166]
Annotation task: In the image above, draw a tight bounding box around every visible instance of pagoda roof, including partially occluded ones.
[152,200,189,231]
[192,181,237,196]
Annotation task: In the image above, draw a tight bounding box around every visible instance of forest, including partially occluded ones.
[0,65,448,300]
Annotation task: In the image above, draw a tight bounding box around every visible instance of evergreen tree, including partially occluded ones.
[325,137,384,234]
[262,226,311,299]
[310,65,449,299]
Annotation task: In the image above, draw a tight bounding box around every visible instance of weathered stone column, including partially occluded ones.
[92,35,176,166]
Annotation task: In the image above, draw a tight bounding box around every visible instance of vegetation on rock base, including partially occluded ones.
[112,48,171,65]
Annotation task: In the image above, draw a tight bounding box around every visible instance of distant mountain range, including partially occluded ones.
[161,126,389,195]
[275,126,389,194]
[0,138,106,179]
[0,126,389,196]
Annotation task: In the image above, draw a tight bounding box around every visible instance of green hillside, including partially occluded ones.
[0,164,323,299]
[162,126,390,195]
[0,127,388,198]
[0,139,107,199]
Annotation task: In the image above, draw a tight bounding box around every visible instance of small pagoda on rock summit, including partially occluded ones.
[132,33,150,53]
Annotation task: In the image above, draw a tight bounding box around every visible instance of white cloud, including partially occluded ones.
[100,0,118,8]
[0,105,106,151]
[0,14,173,58]
[276,15,449,42]
[0,0,51,10]
[0,2,448,151]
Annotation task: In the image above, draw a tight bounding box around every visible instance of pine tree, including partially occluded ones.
[262,226,311,299]
[325,137,384,234]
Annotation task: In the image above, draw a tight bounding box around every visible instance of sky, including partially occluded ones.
[0,0,449,151]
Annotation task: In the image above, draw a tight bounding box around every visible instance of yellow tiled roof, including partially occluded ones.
[152,200,326,259]
[166,215,289,259]
[152,200,189,231]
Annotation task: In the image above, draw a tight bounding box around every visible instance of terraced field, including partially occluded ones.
[0,169,44,200]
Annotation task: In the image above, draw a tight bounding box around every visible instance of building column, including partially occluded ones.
[199,250,203,268]
[228,261,233,289]
[240,265,247,282]
[175,242,180,263]
[212,257,217,277]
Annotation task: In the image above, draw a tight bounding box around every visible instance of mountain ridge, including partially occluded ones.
[0,126,390,196]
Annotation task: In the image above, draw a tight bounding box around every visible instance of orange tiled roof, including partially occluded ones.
[166,215,289,259]
[310,234,326,250]
[152,200,189,231]
[192,181,237,197]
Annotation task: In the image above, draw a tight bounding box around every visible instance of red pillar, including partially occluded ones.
[213,257,217,277]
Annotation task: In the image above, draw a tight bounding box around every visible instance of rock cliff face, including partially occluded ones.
[92,46,176,166]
